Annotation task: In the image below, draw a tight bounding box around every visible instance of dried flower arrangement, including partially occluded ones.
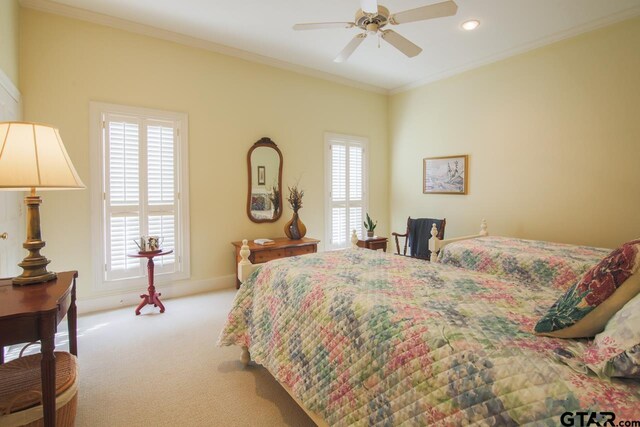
[268,183,281,214]
[287,185,304,213]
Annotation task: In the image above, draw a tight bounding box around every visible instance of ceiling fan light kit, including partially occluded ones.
[461,19,480,31]
[293,0,459,62]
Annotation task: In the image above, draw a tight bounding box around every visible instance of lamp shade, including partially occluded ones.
[0,122,85,190]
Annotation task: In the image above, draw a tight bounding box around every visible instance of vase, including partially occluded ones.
[367,231,374,238]
[285,212,307,240]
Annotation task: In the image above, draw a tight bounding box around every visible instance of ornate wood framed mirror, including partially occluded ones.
[247,137,283,223]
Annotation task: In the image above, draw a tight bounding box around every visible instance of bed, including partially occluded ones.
[436,234,611,291]
[220,245,640,425]
[250,191,275,220]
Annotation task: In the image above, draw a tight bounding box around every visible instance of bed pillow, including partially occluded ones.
[583,292,640,378]
[534,239,640,338]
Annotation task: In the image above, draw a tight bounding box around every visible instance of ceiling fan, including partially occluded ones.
[293,0,458,62]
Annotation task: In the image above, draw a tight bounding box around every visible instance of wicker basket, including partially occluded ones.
[0,352,78,427]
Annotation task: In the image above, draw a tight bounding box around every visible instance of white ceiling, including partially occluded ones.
[28,0,640,92]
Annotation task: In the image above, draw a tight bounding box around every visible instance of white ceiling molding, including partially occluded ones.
[0,68,21,104]
[19,0,640,95]
[390,4,640,94]
[19,0,388,94]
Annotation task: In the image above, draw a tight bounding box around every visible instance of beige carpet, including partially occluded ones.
[6,290,315,427]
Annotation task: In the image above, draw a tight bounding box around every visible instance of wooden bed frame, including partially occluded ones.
[234,220,488,426]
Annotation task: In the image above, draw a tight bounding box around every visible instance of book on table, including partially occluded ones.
[254,238,275,246]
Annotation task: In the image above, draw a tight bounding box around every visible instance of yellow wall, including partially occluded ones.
[19,6,640,301]
[0,0,19,86]
[389,17,640,249]
[20,9,389,300]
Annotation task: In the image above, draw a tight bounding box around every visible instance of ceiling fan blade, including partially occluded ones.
[390,0,458,25]
[381,30,422,58]
[293,22,355,31]
[334,33,367,63]
[361,0,378,14]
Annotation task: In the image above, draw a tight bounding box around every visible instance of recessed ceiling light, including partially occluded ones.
[461,20,480,31]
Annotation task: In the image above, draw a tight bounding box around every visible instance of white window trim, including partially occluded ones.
[89,101,191,291]
[324,132,369,251]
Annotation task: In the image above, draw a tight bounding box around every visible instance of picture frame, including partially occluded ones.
[423,155,468,195]
[257,166,266,185]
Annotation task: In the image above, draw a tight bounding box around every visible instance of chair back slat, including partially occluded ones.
[393,217,446,260]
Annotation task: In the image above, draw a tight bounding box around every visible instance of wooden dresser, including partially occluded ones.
[231,237,320,288]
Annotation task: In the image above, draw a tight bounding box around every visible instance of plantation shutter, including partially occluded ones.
[146,121,177,270]
[103,114,179,281]
[104,114,143,280]
[326,135,367,250]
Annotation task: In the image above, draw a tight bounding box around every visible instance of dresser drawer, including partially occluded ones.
[232,238,320,289]
[285,245,315,257]
[254,249,286,263]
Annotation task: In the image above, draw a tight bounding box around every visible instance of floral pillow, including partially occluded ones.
[534,239,640,337]
[583,292,640,378]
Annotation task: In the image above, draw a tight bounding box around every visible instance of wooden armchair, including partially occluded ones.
[392,217,446,261]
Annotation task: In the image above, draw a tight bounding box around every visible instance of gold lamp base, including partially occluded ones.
[13,257,57,285]
[12,191,57,286]
[13,272,57,285]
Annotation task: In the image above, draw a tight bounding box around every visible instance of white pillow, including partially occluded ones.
[583,291,640,378]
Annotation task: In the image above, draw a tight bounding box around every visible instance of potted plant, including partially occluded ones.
[364,213,377,238]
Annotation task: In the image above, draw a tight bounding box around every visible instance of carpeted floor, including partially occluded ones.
[6,290,315,427]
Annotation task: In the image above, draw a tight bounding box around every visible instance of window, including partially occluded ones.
[325,133,368,250]
[90,103,190,286]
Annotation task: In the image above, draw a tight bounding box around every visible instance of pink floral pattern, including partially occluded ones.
[536,240,640,333]
[219,249,640,425]
[579,241,640,305]
[439,236,610,290]
[585,292,640,378]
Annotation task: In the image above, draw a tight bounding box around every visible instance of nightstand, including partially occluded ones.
[0,271,78,427]
[357,236,388,252]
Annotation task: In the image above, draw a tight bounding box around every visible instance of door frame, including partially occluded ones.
[0,68,24,278]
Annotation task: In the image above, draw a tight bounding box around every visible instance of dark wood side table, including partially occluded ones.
[0,271,78,427]
[231,237,320,288]
[357,236,388,252]
[127,250,173,315]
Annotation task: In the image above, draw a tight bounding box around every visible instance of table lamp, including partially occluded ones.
[0,122,85,285]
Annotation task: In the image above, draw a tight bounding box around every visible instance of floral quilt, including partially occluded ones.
[438,236,610,290]
[219,249,639,426]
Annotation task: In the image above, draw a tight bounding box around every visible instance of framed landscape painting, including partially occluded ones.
[423,155,468,195]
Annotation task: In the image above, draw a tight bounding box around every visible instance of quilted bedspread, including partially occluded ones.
[438,236,610,290]
[219,249,639,426]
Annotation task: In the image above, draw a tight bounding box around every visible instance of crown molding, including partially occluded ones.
[19,0,388,95]
[390,5,640,95]
[19,0,640,97]
[0,68,21,103]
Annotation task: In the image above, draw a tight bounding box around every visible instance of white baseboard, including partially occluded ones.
[77,274,235,314]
